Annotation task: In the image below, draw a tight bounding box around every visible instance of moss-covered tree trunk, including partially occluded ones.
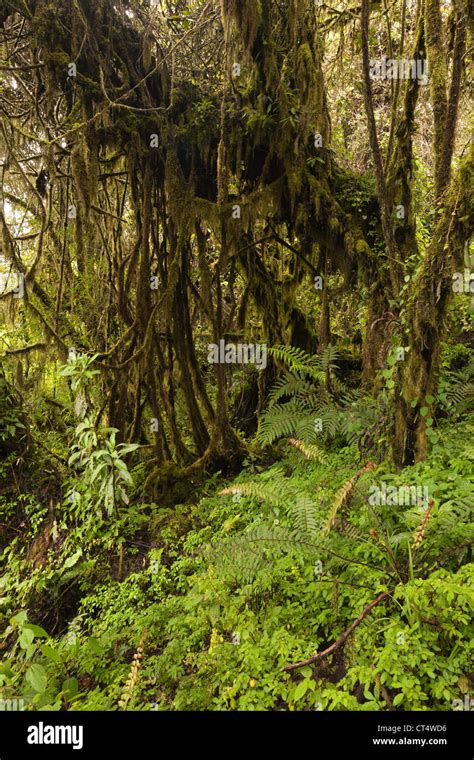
[393,147,473,465]
[393,0,469,465]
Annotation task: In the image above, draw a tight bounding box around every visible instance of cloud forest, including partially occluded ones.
[0,0,472,743]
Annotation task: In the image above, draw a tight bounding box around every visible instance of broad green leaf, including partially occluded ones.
[41,644,62,664]
[63,549,83,570]
[24,624,48,638]
[26,664,48,693]
[294,680,309,701]
[10,611,28,627]
[19,627,35,649]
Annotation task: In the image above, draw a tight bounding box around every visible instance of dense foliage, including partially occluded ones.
[0,0,472,713]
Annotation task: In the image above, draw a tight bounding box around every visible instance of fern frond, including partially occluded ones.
[330,375,350,396]
[319,344,340,372]
[444,359,474,415]
[219,482,287,509]
[292,496,319,539]
[321,474,360,538]
[268,373,312,407]
[447,382,474,414]
[288,438,328,464]
[435,496,474,534]
[321,461,376,537]
[268,345,321,376]
[268,345,341,384]
[315,405,343,438]
[334,517,363,540]
[257,398,307,445]
[339,388,364,406]
[211,524,295,581]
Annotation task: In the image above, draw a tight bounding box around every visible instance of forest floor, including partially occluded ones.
[1,411,472,711]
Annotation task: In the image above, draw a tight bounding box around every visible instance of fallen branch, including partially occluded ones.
[283,588,394,672]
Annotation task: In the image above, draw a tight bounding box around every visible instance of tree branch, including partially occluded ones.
[283,589,394,672]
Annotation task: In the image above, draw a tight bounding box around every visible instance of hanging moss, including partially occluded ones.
[1,0,414,472]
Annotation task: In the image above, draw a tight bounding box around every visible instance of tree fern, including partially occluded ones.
[259,343,382,453]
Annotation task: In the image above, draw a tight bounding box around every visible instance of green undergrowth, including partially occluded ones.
[0,414,472,712]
